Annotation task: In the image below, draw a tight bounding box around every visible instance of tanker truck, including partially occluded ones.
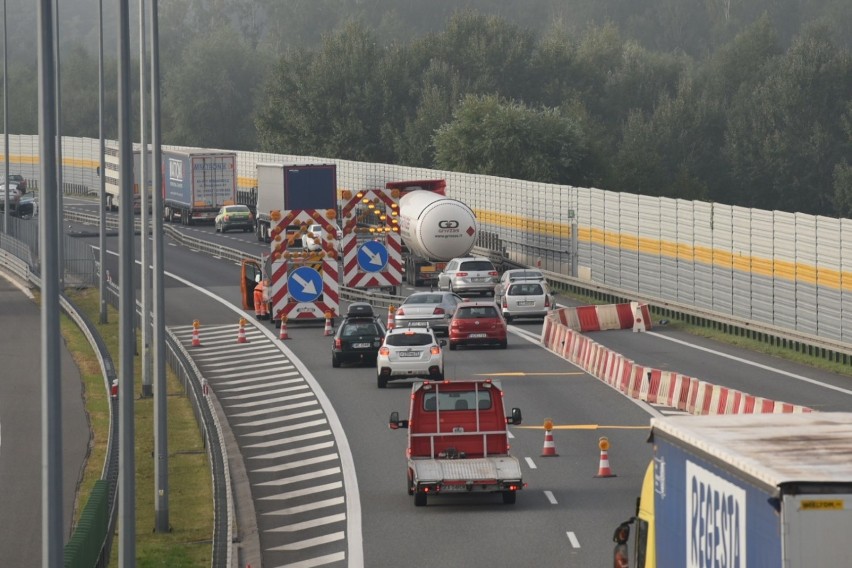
[386,179,479,286]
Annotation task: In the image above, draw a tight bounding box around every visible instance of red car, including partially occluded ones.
[448,300,507,350]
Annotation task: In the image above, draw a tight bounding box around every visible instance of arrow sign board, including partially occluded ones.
[357,241,388,273]
[288,266,323,302]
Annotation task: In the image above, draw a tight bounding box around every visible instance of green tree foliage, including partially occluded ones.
[163,26,269,150]
[433,94,588,184]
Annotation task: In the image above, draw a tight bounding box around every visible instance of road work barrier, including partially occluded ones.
[541,305,812,415]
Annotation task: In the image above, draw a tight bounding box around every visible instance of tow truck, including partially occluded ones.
[389,379,524,506]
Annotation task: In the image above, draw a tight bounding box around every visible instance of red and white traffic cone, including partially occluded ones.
[595,437,616,478]
[237,318,249,344]
[541,419,558,457]
[279,317,289,340]
[191,320,202,347]
[387,305,396,330]
[323,312,333,336]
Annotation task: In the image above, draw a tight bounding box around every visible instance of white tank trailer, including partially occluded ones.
[398,190,478,262]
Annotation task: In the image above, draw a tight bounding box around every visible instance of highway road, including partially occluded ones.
[0,274,90,565]
[61,196,852,566]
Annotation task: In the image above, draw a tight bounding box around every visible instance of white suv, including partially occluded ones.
[437,256,499,296]
[376,327,445,388]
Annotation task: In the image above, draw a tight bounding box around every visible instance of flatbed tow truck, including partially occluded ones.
[389,379,524,506]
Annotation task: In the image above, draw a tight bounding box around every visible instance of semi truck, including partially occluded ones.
[162,150,237,225]
[103,144,150,212]
[612,412,852,568]
[386,179,479,286]
[254,163,337,243]
[388,379,524,507]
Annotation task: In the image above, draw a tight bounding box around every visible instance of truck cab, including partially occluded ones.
[389,379,523,506]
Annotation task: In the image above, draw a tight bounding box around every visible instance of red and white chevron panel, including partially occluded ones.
[268,209,340,320]
[338,188,402,288]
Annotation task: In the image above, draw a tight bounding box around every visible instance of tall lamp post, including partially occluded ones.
[3,0,8,235]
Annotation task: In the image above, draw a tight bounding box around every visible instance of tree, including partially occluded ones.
[433,94,588,184]
[163,26,269,150]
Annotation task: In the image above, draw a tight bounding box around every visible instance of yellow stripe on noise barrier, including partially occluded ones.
[517,424,649,431]
[476,372,585,377]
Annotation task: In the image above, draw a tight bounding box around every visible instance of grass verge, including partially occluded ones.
[61,288,213,566]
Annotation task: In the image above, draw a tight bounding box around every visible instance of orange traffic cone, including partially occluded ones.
[323,312,333,336]
[191,320,202,347]
[237,318,249,344]
[541,418,558,457]
[387,305,396,330]
[595,437,616,477]
[279,317,289,340]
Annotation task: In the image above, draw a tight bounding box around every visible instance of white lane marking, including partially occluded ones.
[235,408,323,427]
[267,530,345,552]
[525,457,537,470]
[260,481,343,501]
[264,496,345,516]
[273,550,346,566]
[648,331,852,397]
[250,441,335,461]
[544,490,557,505]
[229,393,315,410]
[223,385,310,401]
[507,429,515,439]
[253,453,338,474]
[243,420,328,438]
[267,512,346,532]
[256,466,341,487]
[244,429,331,449]
[566,531,580,548]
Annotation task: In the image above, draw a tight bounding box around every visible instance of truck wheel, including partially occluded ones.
[407,473,415,495]
[377,375,387,389]
[414,492,427,507]
[502,491,516,505]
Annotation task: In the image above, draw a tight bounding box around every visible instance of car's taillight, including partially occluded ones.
[430,345,440,355]
[488,271,498,276]
[379,346,390,356]
[334,338,342,349]
[223,215,230,221]
[545,296,551,307]
[502,296,507,308]
[395,308,405,316]
[451,321,459,329]
[249,212,255,221]
[456,272,468,277]
[433,307,445,315]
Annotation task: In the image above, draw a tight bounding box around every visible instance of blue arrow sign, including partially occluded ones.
[288,266,323,302]
[357,241,388,273]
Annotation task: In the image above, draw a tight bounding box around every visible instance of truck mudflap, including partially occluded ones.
[410,456,523,490]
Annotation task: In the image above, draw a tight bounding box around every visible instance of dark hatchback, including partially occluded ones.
[332,304,387,367]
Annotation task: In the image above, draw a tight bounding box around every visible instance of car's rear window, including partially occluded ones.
[508,283,543,296]
[405,294,444,305]
[385,333,433,347]
[226,205,250,213]
[455,306,499,319]
[342,322,381,337]
[459,261,494,272]
[422,391,493,411]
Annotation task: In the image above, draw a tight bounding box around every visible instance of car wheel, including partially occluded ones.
[449,342,457,351]
[502,491,517,505]
[377,375,388,389]
[504,314,513,323]
[499,340,507,349]
[332,354,341,368]
[414,492,427,507]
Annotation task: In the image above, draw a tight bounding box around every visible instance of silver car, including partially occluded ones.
[437,256,499,296]
[494,268,546,302]
[394,291,463,336]
[499,280,553,322]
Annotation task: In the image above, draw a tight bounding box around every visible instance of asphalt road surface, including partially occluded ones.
[0,274,89,565]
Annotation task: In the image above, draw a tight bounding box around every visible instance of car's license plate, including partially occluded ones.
[469,333,487,338]
[353,343,371,348]
[399,351,421,357]
[409,321,427,326]
[517,301,534,306]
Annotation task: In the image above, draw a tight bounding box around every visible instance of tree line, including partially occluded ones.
[3,5,852,217]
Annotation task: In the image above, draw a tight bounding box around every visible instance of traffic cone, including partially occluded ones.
[595,437,616,478]
[387,305,396,330]
[323,312,333,336]
[191,320,202,347]
[279,317,289,340]
[237,318,249,344]
[541,427,558,457]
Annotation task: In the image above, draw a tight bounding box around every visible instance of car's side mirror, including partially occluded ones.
[389,411,408,430]
[506,407,522,425]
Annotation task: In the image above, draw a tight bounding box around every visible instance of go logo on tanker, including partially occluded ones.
[686,461,745,568]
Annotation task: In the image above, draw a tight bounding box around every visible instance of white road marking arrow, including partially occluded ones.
[291,272,317,295]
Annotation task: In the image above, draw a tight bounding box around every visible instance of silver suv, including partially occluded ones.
[437,256,499,296]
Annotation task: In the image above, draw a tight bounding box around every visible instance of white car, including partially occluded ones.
[499,280,553,322]
[302,223,324,252]
[376,327,445,388]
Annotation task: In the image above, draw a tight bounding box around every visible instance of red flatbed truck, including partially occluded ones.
[389,379,524,506]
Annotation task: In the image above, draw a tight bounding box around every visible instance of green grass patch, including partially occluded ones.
[61,288,213,566]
